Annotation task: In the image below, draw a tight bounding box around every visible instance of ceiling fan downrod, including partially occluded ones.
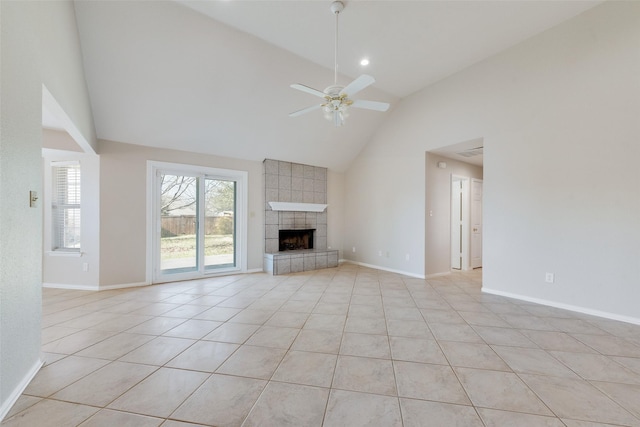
[331,1,344,87]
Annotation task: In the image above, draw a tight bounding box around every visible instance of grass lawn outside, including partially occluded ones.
[161,234,234,259]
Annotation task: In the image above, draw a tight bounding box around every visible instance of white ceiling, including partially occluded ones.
[430,138,484,167]
[73,0,601,171]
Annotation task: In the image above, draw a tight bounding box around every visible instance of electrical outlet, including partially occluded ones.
[545,273,554,283]
[352,247,356,253]
[405,254,410,261]
[83,263,89,272]
[378,251,382,257]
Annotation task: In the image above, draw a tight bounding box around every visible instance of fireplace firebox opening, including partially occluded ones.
[279,229,315,251]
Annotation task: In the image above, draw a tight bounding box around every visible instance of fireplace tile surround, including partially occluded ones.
[263,159,338,275]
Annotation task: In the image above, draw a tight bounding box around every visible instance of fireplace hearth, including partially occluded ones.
[279,229,314,251]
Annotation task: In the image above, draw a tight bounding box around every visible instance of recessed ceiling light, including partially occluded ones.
[360,58,370,66]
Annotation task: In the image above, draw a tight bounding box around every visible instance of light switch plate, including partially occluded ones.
[29,191,38,208]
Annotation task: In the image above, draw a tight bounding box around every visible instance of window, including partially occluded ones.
[52,161,81,251]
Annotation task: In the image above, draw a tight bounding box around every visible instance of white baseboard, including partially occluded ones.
[42,282,99,291]
[342,260,425,279]
[482,287,640,326]
[246,268,264,274]
[0,358,43,422]
[426,272,452,279]
[42,282,151,291]
[99,281,149,290]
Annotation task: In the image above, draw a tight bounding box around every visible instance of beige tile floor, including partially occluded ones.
[3,265,640,426]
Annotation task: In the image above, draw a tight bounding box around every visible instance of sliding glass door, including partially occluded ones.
[203,177,236,270]
[159,173,199,274]
[150,162,246,283]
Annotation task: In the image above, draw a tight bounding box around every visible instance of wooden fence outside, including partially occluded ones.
[161,215,233,237]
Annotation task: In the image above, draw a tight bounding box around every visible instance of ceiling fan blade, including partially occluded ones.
[291,84,327,99]
[341,74,375,98]
[289,104,322,118]
[351,99,390,112]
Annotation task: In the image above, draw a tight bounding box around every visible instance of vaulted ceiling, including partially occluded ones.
[73,0,601,171]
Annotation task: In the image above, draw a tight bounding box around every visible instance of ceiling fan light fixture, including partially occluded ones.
[288,1,390,127]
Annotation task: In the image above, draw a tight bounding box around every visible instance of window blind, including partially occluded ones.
[52,162,81,250]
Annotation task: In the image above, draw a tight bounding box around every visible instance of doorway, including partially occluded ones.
[148,161,247,283]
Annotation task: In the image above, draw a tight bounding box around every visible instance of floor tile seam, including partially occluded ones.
[41,331,122,360]
[450,366,528,418]
[330,385,474,402]
[1,398,44,422]
[515,372,640,425]
[98,304,158,316]
[103,397,182,422]
[586,381,640,424]
[163,371,216,425]
[230,368,288,425]
[543,348,640,384]
[1,399,101,427]
[114,352,195,370]
[470,401,565,421]
[155,334,234,371]
[41,327,86,346]
[229,327,305,383]
[22,395,107,412]
[41,361,161,410]
[42,310,102,328]
[567,333,640,359]
[44,296,117,313]
[323,286,358,397]
[160,325,226,341]
[123,317,191,336]
[487,342,585,375]
[128,304,190,316]
[83,317,158,333]
[79,332,166,361]
[438,340,515,374]
[470,405,489,427]
[445,358,517,375]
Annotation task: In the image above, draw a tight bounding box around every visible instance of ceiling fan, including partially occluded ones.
[289,1,390,127]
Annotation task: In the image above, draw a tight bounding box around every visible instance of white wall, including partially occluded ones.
[0,1,44,418]
[1,1,98,417]
[344,145,426,276]
[39,1,97,153]
[344,1,640,321]
[327,170,345,260]
[425,153,483,277]
[98,140,265,287]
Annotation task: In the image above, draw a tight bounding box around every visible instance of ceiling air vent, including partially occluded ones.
[457,146,483,158]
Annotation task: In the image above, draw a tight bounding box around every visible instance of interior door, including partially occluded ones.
[471,178,483,269]
[451,179,462,270]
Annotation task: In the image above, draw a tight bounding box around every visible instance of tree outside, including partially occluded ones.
[160,174,235,269]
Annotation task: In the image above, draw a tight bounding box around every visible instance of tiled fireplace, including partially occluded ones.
[263,159,338,275]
